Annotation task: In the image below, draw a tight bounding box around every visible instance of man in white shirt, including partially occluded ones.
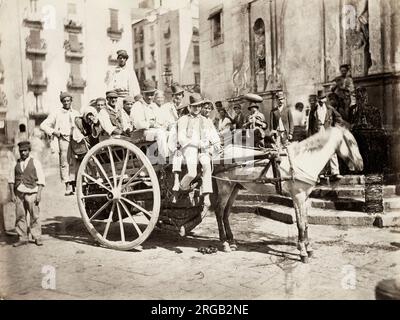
[105,49,140,108]
[40,92,79,195]
[130,80,168,161]
[177,94,221,207]
[8,141,45,247]
[97,90,132,136]
[161,83,185,130]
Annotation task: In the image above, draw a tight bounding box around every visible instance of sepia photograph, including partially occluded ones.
[0,0,399,305]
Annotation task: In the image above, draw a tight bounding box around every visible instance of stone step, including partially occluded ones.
[236,191,400,213]
[231,201,400,227]
[310,185,396,198]
[318,175,366,185]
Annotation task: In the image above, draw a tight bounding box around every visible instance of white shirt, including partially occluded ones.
[8,155,46,193]
[130,100,155,130]
[178,114,220,149]
[105,65,140,97]
[317,103,327,125]
[40,107,80,141]
[160,102,179,128]
[218,118,232,134]
[292,109,305,126]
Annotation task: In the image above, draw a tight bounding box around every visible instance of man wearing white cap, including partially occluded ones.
[40,92,79,195]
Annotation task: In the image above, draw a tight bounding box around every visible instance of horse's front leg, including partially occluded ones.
[292,192,309,263]
[223,184,241,251]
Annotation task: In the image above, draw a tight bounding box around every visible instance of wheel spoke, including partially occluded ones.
[83,173,112,192]
[119,200,143,236]
[121,196,152,221]
[103,202,116,239]
[89,200,111,221]
[121,188,154,196]
[116,202,125,242]
[81,194,108,199]
[91,155,113,188]
[121,165,146,191]
[118,150,130,189]
[108,146,117,188]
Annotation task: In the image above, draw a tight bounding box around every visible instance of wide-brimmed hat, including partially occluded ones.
[60,91,72,102]
[189,93,205,106]
[117,49,129,59]
[18,140,31,151]
[171,83,184,96]
[275,90,285,100]
[243,93,263,103]
[106,91,118,98]
[203,99,214,109]
[141,80,157,94]
[89,99,97,107]
[317,89,326,100]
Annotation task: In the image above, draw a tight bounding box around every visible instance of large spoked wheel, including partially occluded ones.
[76,139,161,250]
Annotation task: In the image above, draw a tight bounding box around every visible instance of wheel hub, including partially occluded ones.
[107,188,121,201]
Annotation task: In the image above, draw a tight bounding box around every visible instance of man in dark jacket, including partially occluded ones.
[308,90,344,180]
[269,90,293,147]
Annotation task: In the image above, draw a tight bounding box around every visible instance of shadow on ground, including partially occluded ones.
[39,216,302,261]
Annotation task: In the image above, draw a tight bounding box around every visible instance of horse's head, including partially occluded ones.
[336,126,364,172]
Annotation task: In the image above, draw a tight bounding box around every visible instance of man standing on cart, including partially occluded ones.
[105,49,140,108]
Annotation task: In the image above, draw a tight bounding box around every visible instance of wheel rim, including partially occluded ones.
[76,139,160,250]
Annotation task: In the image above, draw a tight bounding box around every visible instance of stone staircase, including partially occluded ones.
[232,175,400,227]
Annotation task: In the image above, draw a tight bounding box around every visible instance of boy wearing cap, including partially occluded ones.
[161,83,185,129]
[8,141,45,247]
[308,90,344,180]
[232,104,245,130]
[40,92,79,195]
[105,49,140,103]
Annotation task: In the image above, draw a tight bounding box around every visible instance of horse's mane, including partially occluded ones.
[289,128,335,156]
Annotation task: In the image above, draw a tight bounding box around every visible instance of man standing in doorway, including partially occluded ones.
[269,90,293,147]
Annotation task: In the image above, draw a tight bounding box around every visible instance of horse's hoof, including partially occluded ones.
[307,250,314,258]
[301,255,309,263]
[223,242,231,253]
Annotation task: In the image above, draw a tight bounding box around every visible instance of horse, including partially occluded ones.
[211,125,364,263]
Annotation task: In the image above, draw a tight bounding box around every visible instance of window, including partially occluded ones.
[166,47,171,64]
[109,9,119,32]
[68,33,80,52]
[140,47,144,61]
[32,60,44,79]
[140,68,145,81]
[150,25,155,43]
[134,49,138,62]
[193,45,200,64]
[209,8,223,46]
[194,72,200,85]
[67,3,77,15]
[29,29,41,48]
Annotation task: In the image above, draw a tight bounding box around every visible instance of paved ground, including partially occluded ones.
[0,167,399,300]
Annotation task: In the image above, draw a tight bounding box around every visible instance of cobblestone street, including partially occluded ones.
[1,170,399,300]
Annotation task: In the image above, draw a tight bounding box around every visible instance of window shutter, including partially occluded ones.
[30,29,41,48]
[110,9,119,31]
[70,62,81,79]
[69,34,80,52]
[32,60,43,79]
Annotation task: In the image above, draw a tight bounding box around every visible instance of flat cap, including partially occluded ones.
[106,91,119,98]
[117,49,129,59]
[123,96,135,104]
[18,140,31,150]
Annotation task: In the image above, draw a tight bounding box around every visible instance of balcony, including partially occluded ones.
[67,75,86,90]
[27,75,48,95]
[23,12,43,29]
[26,38,47,56]
[107,27,123,41]
[64,40,84,59]
[64,18,83,33]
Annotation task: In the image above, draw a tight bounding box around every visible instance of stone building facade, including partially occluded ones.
[199,0,400,173]
[0,0,139,144]
[132,2,200,92]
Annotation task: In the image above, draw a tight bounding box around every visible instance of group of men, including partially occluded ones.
[6,52,357,248]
